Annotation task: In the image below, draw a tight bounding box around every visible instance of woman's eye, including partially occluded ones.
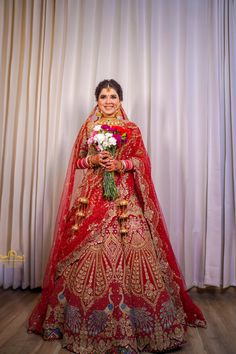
[100,95,106,99]
[111,95,117,99]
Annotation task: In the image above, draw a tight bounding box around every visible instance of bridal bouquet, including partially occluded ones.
[88,124,129,200]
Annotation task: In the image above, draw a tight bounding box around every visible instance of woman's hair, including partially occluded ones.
[95,79,123,101]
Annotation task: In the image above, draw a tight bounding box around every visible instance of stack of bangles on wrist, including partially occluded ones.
[77,156,87,169]
[77,157,133,171]
[118,160,133,172]
[76,156,94,169]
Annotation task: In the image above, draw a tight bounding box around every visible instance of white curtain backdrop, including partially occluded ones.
[0,0,235,289]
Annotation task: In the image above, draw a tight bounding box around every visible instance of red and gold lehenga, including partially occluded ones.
[28,107,206,353]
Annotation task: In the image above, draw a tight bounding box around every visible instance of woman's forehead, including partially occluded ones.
[99,87,117,95]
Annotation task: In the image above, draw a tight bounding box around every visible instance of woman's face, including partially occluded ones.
[97,87,120,116]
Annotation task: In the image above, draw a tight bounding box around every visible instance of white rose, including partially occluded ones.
[94,133,105,144]
[108,137,117,146]
[102,141,109,148]
[94,125,101,131]
[105,132,112,138]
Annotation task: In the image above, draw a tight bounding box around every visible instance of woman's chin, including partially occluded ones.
[101,109,116,116]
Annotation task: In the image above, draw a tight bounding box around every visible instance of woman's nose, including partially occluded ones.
[106,96,111,103]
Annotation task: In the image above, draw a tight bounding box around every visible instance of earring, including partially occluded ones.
[95,106,102,118]
[115,105,122,118]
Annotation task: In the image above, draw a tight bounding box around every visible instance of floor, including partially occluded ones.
[0,287,235,354]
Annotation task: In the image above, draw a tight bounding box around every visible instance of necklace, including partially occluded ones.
[95,116,125,126]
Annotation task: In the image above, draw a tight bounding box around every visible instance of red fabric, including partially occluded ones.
[28,107,206,352]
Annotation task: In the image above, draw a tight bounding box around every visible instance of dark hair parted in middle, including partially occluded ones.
[95,79,123,101]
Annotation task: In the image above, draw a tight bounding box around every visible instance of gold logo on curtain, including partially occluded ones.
[0,250,25,262]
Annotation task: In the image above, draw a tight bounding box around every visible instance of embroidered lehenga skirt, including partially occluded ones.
[43,194,187,353]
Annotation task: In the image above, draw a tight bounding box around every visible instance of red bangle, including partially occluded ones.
[123,159,133,171]
[77,157,89,169]
[118,159,133,172]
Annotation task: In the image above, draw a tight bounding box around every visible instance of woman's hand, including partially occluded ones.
[90,152,123,172]
[103,158,122,172]
[90,151,112,167]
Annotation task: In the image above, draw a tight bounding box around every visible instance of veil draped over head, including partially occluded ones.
[29,106,206,333]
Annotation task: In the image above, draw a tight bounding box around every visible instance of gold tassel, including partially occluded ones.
[72,197,89,231]
[118,200,129,236]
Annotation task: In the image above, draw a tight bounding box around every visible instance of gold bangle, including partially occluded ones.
[87,155,95,168]
[117,160,125,173]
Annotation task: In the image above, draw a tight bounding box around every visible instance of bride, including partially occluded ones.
[28,79,206,354]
